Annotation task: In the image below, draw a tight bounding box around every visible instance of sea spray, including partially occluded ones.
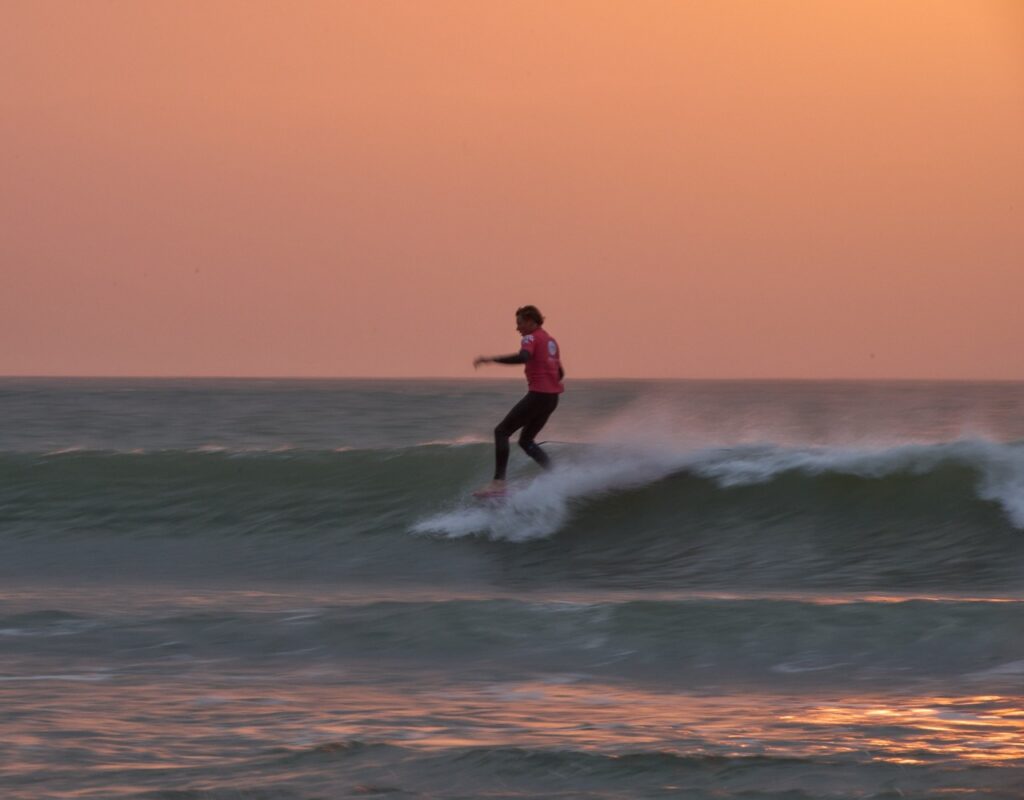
[412,438,1024,539]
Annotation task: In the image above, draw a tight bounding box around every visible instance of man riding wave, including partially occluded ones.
[473,305,564,497]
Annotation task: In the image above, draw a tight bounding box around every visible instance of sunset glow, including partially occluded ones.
[3,1,1022,378]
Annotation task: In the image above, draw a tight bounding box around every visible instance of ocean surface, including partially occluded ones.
[3,377,1024,799]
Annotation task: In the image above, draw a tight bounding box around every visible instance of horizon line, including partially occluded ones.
[1,374,1022,384]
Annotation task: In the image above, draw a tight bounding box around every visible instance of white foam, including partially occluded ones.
[411,437,1024,539]
[967,658,1024,679]
[772,659,851,674]
[411,445,688,541]
[416,435,490,447]
[690,438,1024,528]
[0,673,112,682]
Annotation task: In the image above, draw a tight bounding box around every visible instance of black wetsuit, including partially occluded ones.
[491,350,562,480]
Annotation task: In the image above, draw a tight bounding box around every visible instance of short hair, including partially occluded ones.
[515,305,544,325]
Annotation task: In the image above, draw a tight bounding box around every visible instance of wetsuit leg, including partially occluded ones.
[518,393,559,470]
[493,394,535,480]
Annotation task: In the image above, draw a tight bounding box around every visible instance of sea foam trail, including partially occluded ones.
[412,446,684,540]
[693,438,1024,528]
[411,438,1024,540]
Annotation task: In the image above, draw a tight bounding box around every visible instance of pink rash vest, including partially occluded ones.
[521,328,564,394]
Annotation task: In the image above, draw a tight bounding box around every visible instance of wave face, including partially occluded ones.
[3,438,1024,591]
[415,437,1024,535]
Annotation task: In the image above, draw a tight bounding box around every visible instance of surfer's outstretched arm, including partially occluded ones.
[474,350,529,368]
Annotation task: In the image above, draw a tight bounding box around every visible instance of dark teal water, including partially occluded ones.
[2,378,1024,798]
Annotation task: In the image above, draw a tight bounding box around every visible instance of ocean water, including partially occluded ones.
[3,377,1024,799]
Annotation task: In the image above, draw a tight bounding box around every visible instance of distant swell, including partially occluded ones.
[6,596,1024,687]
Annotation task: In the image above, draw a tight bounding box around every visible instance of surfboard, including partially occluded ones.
[471,486,509,501]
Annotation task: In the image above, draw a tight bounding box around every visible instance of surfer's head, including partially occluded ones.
[515,305,544,335]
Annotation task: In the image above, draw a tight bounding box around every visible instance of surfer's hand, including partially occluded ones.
[473,356,490,369]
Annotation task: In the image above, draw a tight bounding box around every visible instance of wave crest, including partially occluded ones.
[413,438,1024,540]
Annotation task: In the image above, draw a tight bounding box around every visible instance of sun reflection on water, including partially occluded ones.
[355,683,1024,768]
[781,695,1024,765]
[4,673,1023,797]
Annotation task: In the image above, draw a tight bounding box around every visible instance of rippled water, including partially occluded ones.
[2,378,1023,798]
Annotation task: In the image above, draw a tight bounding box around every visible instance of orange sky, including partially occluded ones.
[2,0,1022,379]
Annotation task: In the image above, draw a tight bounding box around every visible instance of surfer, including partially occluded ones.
[473,305,564,496]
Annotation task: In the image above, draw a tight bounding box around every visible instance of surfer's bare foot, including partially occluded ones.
[473,479,506,496]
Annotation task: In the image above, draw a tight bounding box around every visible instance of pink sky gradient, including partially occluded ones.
[2,1,1022,379]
